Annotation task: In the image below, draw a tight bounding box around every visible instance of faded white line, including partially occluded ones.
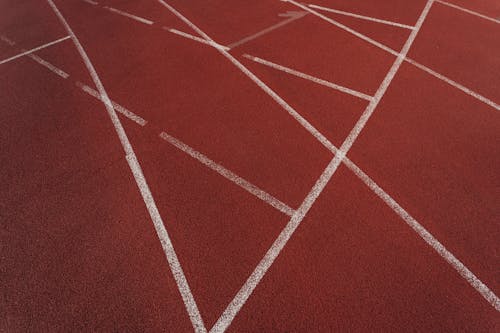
[0,35,16,46]
[227,11,307,49]
[46,1,207,332]
[75,82,147,126]
[159,132,294,216]
[287,1,500,110]
[163,27,230,50]
[0,36,70,65]
[211,2,435,331]
[104,6,154,25]
[81,0,98,5]
[308,3,415,29]
[243,54,373,101]
[435,0,500,24]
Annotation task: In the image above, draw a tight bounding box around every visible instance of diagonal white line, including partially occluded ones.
[163,27,230,50]
[81,0,98,5]
[46,1,207,332]
[75,82,148,126]
[0,36,70,65]
[159,132,295,216]
[286,1,500,111]
[435,0,500,24]
[227,11,307,49]
[308,3,416,29]
[210,2,439,331]
[0,34,70,78]
[103,6,154,25]
[242,54,373,101]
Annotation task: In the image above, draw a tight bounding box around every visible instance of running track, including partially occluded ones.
[1,0,499,331]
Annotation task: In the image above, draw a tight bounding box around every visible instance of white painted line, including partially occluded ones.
[1,34,70,78]
[75,82,148,125]
[405,57,500,110]
[46,1,207,332]
[157,0,337,158]
[157,2,500,327]
[81,0,98,5]
[342,157,500,312]
[287,1,500,111]
[308,3,415,29]
[26,53,70,79]
[211,2,435,332]
[243,54,373,101]
[227,11,307,49]
[163,27,230,50]
[159,132,295,216]
[285,0,398,54]
[103,6,154,25]
[0,36,70,65]
[435,0,500,24]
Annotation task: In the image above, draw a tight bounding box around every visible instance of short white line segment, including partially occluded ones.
[75,82,147,126]
[159,132,294,216]
[46,1,207,332]
[243,54,373,101]
[103,6,154,25]
[308,3,415,29]
[0,36,70,65]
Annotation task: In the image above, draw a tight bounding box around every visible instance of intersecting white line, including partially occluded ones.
[435,0,500,24]
[210,1,435,331]
[242,54,373,101]
[159,132,295,216]
[0,36,70,65]
[0,35,70,78]
[103,6,154,25]
[163,27,230,50]
[287,1,500,111]
[75,82,147,126]
[308,3,416,29]
[46,1,207,332]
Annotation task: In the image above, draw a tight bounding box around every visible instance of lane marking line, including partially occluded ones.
[103,6,154,25]
[243,54,373,101]
[342,157,500,312]
[157,0,340,158]
[210,2,441,331]
[405,58,500,110]
[163,27,230,50]
[435,0,500,24]
[27,53,70,79]
[46,1,207,332]
[227,11,308,49]
[0,35,69,78]
[0,36,70,65]
[159,132,295,216]
[308,3,416,29]
[81,0,98,5]
[286,1,500,110]
[75,82,147,126]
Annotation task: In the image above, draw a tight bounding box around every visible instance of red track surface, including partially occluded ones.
[1,0,499,331]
